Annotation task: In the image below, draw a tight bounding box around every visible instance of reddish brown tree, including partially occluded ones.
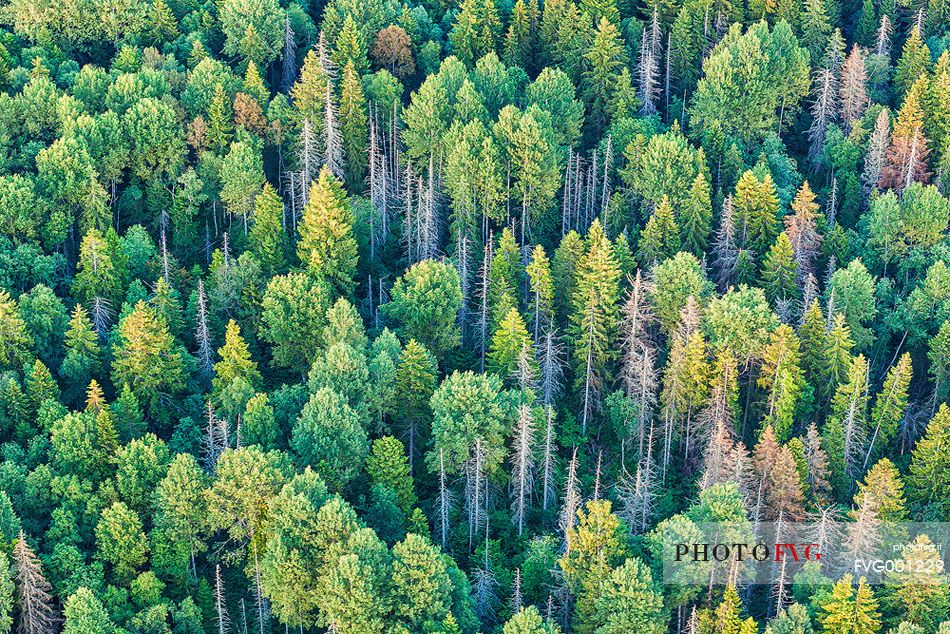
[371,26,416,78]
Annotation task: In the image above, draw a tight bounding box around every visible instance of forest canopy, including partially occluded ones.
[0,0,947,631]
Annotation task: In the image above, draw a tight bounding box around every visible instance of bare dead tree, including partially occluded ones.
[281,15,297,93]
[541,406,557,512]
[214,564,231,634]
[510,404,536,535]
[559,449,580,549]
[12,532,59,634]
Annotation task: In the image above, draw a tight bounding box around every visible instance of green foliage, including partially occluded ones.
[385,260,462,358]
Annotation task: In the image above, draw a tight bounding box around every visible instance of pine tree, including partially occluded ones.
[366,436,417,513]
[292,50,329,122]
[804,421,832,505]
[213,319,262,397]
[923,52,950,158]
[395,340,437,469]
[864,109,890,194]
[0,551,12,634]
[489,308,534,382]
[146,0,178,45]
[583,17,627,138]
[758,325,806,441]
[808,66,839,168]
[12,532,59,634]
[620,272,658,456]
[929,320,950,407]
[824,353,870,498]
[243,60,269,107]
[59,304,100,405]
[510,404,536,535]
[698,584,757,634]
[450,0,503,66]
[297,166,358,296]
[784,182,822,280]
[339,62,368,190]
[801,0,832,63]
[822,313,855,397]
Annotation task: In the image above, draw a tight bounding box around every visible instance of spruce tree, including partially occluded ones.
[907,404,950,519]
[570,220,622,431]
[819,575,881,634]
[637,196,680,267]
[297,166,358,296]
[761,233,800,306]
[339,62,368,190]
[894,27,931,100]
[249,183,287,274]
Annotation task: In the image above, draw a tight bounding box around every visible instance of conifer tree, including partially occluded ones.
[758,325,806,441]
[761,233,800,307]
[880,79,932,192]
[395,340,437,469]
[818,575,880,634]
[803,421,832,505]
[680,172,712,255]
[12,532,59,634]
[450,0,503,66]
[637,196,680,267]
[583,17,627,138]
[213,319,262,396]
[864,109,890,194]
[0,551,11,634]
[510,404,536,535]
[526,245,554,342]
[297,166,358,295]
[866,353,911,465]
[339,62,368,190]
[570,219,622,431]
[784,182,822,280]
[60,304,101,405]
[733,170,780,256]
[840,45,868,132]
[894,26,931,100]
[489,308,534,382]
[248,183,287,275]
[503,0,539,72]
[824,353,870,498]
[907,404,950,519]
[207,84,233,153]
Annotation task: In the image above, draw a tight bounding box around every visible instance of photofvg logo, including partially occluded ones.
[657,522,950,587]
[674,542,822,563]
